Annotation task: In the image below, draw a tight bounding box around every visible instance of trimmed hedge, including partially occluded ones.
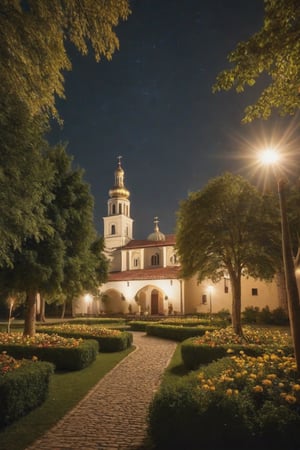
[37,328,133,352]
[181,338,265,369]
[0,360,54,427]
[127,321,154,331]
[70,318,126,325]
[146,324,217,341]
[148,357,300,450]
[0,339,98,371]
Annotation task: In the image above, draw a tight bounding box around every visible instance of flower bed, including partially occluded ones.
[37,324,133,352]
[181,326,293,369]
[149,350,300,449]
[0,332,98,371]
[0,352,54,427]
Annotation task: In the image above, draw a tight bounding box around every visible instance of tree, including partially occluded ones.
[176,173,281,335]
[0,0,131,120]
[213,0,300,123]
[0,89,55,268]
[0,144,108,335]
[45,146,108,319]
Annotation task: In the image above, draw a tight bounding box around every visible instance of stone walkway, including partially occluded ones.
[26,332,177,450]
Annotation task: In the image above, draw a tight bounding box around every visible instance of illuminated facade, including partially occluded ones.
[75,159,287,317]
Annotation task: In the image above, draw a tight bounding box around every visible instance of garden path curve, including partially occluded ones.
[26,331,176,450]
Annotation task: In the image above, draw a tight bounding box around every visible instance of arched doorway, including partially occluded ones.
[151,289,159,315]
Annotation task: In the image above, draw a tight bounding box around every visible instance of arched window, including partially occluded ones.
[112,204,116,215]
[111,224,116,235]
[151,253,159,266]
[119,204,122,214]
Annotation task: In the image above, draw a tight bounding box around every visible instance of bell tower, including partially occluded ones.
[103,156,133,249]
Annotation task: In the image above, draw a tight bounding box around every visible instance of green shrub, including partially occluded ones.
[127,321,154,331]
[149,355,300,449]
[146,324,217,341]
[181,338,263,370]
[0,359,54,427]
[0,339,98,371]
[70,318,126,325]
[37,325,133,352]
[242,306,260,323]
[271,307,289,326]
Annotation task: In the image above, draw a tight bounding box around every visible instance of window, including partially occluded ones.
[202,294,207,305]
[252,288,258,296]
[151,253,160,266]
[112,204,116,215]
[119,204,122,214]
[111,224,116,235]
[133,258,139,267]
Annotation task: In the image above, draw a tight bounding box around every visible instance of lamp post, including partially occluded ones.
[207,285,213,320]
[259,149,300,372]
[84,293,92,316]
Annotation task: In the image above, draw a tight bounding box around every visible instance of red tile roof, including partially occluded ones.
[122,234,176,249]
[108,266,181,281]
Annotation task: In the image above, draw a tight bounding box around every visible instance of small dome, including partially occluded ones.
[147,217,166,241]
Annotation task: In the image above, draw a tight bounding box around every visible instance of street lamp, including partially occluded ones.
[84,294,92,316]
[207,285,214,318]
[259,149,300,371]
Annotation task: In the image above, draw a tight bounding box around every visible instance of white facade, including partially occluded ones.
[75,159,293,317]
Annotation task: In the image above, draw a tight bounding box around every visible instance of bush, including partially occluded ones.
[146,324,217,341]
[181,338,263,370]
[149,354,300,449]
[127,321,154,331]
[37,325,133,352]
[242,306,260,324]
[242,306,289,326]
[70,318,126,325]
[0,339,98,371]
[0,357,54,427]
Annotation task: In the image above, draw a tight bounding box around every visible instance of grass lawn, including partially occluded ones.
[0,346,134,450]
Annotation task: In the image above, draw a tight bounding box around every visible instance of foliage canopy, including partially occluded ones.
[213,0,300,122]
[0,0,131,119]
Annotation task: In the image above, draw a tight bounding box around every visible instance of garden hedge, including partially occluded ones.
[0,360,54,427]
[148,358,300,450]
[37,328,133,352]
[146,324,217,341]
[0,339,98,371]
[181,338,265,369]
[181,337,294,370]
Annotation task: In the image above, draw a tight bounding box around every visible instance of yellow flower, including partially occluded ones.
[292,384,300,391]
[249,373,257,380]
[285,395,297,404]
[253,385,263,393]
[262,379,272,386]
[226,389,233,396]
[266,373,277,380]
[202,384,210,391]
[226,348,234,354]
[32,355,38,362]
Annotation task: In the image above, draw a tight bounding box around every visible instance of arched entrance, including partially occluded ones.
[151,289,159,315]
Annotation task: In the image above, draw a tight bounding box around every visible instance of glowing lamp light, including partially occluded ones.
[84,294,92,304]
[259,148,280,166]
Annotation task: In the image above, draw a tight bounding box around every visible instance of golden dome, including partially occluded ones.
[109,156,130,199]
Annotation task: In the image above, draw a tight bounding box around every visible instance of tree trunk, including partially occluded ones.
[230,273,243,336]
[278,180,300,374]
[23,290,37,337]
[37,295,46,322]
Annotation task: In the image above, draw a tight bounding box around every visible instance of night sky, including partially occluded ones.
[49,0,298,239]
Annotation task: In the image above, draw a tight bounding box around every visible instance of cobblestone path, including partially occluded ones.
[26,332,176,450]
